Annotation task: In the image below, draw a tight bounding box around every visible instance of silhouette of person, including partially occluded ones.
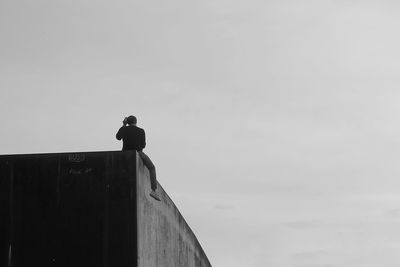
[116,115,161,201]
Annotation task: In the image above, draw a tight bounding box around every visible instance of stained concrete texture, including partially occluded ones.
[136,155,212,267]
[0,151,212,267]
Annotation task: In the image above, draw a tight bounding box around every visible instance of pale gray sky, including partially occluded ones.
[2,0,400,266]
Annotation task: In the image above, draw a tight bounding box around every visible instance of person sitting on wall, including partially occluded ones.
[116,115,161,201]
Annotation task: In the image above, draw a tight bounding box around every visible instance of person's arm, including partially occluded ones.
[116,127,124,140]
[139,129,146,151]
[116,118,128,140]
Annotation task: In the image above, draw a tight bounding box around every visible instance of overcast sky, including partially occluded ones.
[2,0,400,266]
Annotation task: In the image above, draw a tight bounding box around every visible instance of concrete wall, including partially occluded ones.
[0,151,138,267]
[0,151,212,267]
[136,155,212,267]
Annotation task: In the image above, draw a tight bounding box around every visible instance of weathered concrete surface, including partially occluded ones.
[0,151,138,267]
[136,155,212,267]
[0,151,212,267]
[0,158,11,267]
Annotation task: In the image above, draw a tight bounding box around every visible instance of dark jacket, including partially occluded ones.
[116,125,146,151]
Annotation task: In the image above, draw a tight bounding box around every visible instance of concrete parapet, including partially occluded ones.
[0,151,211,267]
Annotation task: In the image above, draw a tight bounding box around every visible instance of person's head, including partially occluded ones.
[126,115,137,125]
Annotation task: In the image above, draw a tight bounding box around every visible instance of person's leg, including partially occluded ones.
[138,151,157,191]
